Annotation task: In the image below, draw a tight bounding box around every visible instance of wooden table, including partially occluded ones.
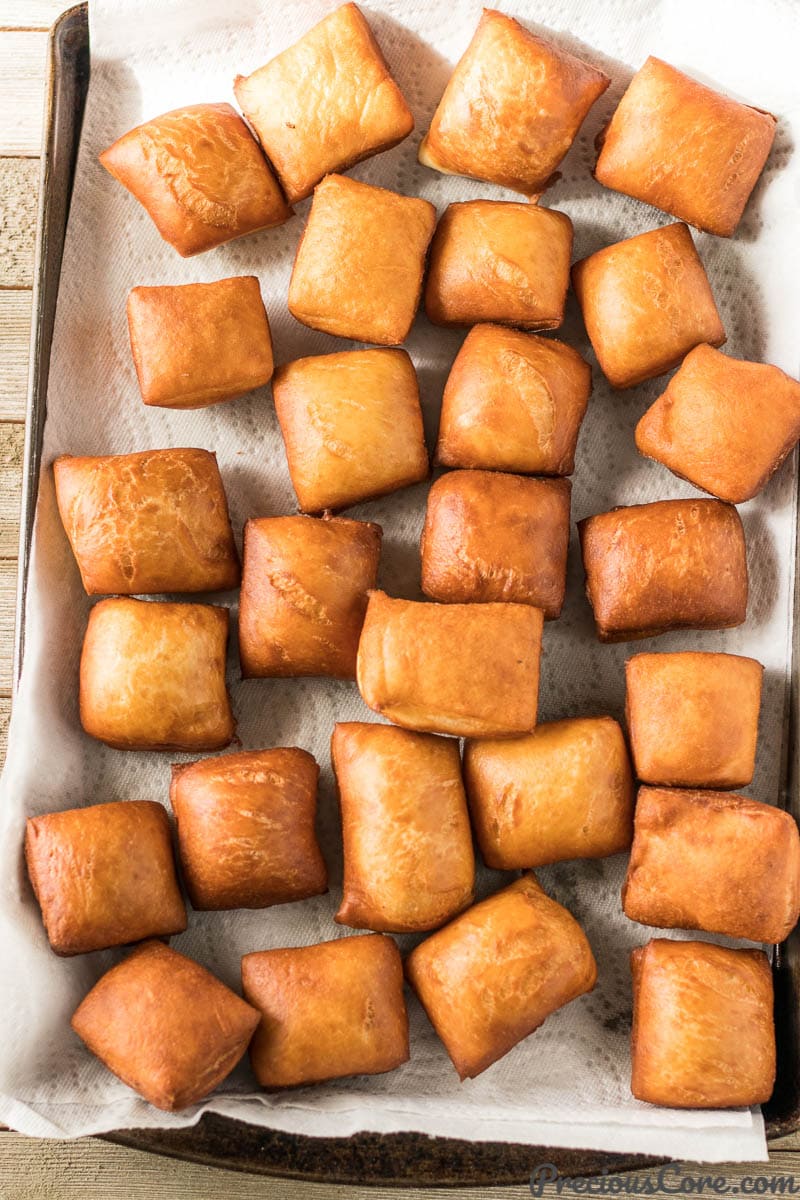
[2,3,800,1195]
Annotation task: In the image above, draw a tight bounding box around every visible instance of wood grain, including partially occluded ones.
[1,1134,800,1198]
[3,0,70,27]
[0,558,18,696]
[0,159,39,285]
[0,32,48,156]
[0,424,24,559]
[0,291,32,421]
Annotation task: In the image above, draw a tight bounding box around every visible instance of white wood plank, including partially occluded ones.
[0,31,48,156]
[0,557,17,695]
[2,1,71,28]
[0,423,23,558]
[0,292,31,421]
[0,159,39,285]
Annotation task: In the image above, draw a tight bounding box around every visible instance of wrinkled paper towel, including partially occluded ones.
[0,0,798,1162]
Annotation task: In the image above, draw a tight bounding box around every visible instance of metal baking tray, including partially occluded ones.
[14,3,800,1185]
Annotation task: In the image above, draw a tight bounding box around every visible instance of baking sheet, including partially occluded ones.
[2,0,800,1162]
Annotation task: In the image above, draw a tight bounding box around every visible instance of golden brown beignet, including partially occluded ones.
[425,200,572,330]
[406,873,596,1080]
[435,324,591,475]
[572,223,725,389]
[626,651,763,789]
[239,515,381,680]
[234,3,414,204]
[420,471,570,618]
[288,174,436,345]
[464,717,634,869]
[71,941,259,1111]
[53,448,239,595]
[273,348,428,513]
[419,9,608,198]
[578,499,748,642]
[25,801,186,956]
[357,590,543,738]
[622,786,800,944]
[170,748,326,911]
[99,103,291,257]
[332,723,474,932]
[79,598,235,752]
[242,934,409,1088]
[595,57,776,238]
[631,939,775,1109]
[126,277,273,409]
[635,344,800,504]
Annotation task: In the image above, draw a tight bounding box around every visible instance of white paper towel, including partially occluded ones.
[1,0,798,1162]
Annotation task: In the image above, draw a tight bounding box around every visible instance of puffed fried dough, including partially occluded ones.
[357,590,543,738]
[170,748,326,911]
[272,348,428,513]
[53,448,239,595]
[435,324,591,475]
[406,873,597,1080]
[99,103,291,257]
[578,499,748,642]
[79,598,235,752]
[595,57,776,238]
[631,940,775,1109]
[622,786,800,944]
[126,277,273,410]
[25,801,186,956]
[288,174,436,345]
[420,471,571,618]
[636,344,800,504]
[239,516,381,680]
[420,9,609,197]
[71,941,259,1112]
[572,223,725,389]
[332,723,474,932]
[625,651,763,788]
[234,3,414,204]
[425,200,573,330]
[464,717,634,869]
[242,934,409,1088]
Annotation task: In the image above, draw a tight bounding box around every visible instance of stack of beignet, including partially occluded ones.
[34,0,797,1121]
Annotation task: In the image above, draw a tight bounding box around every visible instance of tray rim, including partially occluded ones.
[12,1,800,1184]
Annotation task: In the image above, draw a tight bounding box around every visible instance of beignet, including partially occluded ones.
[71,941,259,1111]
[578,499,748,642]
[288,174,436,345]
[419,9,609,198]
[464,717,634,869]
[25,801,186,956]
[631,939,775,1109]
[242,934,409,1088]
[626,651,763,789]
[170,748,326,911]
[273,348,428,513]
[239,515,381,680]
[99,103,291,257]
[595,57,776,238]
[357,590,543,738]
[420,471,570,618]
[406,873,597,1080]
[622,786,800,944]
[572,223,725,389]
[234,3,414,204]
[635,344,800,504]
[53,448,239,595]
[332,722,474,932]
[127,277,273,409]
[425,200,572,330]
[79,598,235,752]
[435,324,591,475]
